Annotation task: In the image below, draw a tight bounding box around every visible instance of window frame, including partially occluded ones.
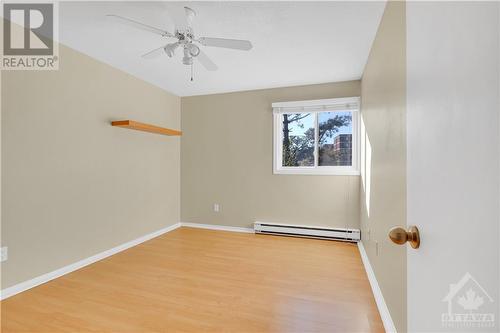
[272,97,360,176]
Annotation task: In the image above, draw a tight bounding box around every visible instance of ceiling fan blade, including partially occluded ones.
[166,5,195,32]
[198,37,252,51]
[185,7,196,29]
[141,45,166,59]
[106,14,173,37]
[196,50,218,71]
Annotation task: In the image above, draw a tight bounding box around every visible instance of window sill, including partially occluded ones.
[273,167,360,176]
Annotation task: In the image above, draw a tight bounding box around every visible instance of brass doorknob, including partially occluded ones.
[388,226,420,249]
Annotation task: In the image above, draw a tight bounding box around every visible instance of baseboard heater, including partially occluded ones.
[254,222,360,242]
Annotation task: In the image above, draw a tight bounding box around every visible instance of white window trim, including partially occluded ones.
[273,97,360,176]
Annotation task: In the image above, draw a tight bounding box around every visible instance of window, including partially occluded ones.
[273,97,360,175]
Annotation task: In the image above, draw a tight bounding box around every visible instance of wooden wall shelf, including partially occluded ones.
[111,120,182,136]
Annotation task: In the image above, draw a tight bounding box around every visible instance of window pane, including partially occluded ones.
[282,113,314,167]
[318,111,353,166]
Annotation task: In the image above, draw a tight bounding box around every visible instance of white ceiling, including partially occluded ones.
[60,1,386,96]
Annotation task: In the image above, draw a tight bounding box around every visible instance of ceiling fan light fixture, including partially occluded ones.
[186,43,200,57]
[164,43,179,57]
[182,48,193,65]
[182,56,193,65]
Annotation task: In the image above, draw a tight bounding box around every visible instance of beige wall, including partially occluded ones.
[181,81,360,229]
[359,1,406,332]
[1,44,180,288]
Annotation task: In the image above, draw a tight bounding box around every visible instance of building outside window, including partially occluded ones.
[272,97,360,175]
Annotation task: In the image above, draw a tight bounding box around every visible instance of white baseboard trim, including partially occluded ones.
[0,222,181,301]
[357,242,397,333]
[180,222,254,233]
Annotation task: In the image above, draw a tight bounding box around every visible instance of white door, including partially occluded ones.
[406,2,499,332]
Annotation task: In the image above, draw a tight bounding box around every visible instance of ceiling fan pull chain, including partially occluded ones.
[190,63,194,82]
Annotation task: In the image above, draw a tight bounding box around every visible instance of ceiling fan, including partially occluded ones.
[107,6,253,80]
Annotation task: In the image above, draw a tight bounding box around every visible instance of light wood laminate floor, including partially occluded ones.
[1,227,383,332]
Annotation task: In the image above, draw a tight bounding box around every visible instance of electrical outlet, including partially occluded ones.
[213,203,220,212]
[1,247,8,262]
